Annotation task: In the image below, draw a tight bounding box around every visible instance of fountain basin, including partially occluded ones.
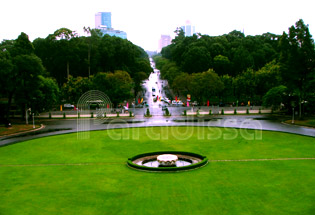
[127,151,208,172]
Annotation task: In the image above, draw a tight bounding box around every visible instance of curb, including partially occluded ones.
[0,124,45,138]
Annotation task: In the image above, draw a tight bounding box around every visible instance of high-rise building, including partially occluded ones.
[95,12,112,29]
[181,20,195,37]
[158,35,171,52]
[95,12,127,39]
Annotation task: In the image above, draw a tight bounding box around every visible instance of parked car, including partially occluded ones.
[192,101,198,106]
[177,101,185,106]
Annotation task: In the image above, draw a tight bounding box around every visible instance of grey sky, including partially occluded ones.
[1,0,314,51]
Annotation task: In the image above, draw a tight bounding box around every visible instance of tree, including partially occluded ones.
[263,85,288,111]
[189,69,224,103]
[93,71,133,106]
[33,76,59,113]
[181,46,212,74]
[172,73,190,97]
[234,68,256,102]
[279,19,315,117]
[13,54,46,114]
[0,49,14,120]
[213,55,231,75]
[61,76,92,105]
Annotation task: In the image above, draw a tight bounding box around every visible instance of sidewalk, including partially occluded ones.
[186,109,272,116]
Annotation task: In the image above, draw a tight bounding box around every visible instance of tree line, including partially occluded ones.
[154,19,315,117]
[0,28,152,122]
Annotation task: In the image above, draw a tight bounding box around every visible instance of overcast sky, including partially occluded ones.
[1,0,314,51]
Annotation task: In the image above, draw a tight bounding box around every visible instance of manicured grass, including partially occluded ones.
[284,119,315,128]
[0,124,40,137]
[0,127,314,215]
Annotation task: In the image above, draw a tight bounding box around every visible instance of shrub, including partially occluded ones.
[246,109,249,114]
[259,108,261,114]
[209,109,212,115]
[165,108,171,116]
[183,110,187,116]
[78,113,80,118]
[196,109,200,116]
[116,112,120,117]
[63,112,66,119]
[221,109,224,115]
[49,112,52,119]
[234,109,237,114]
[145,108,151,117]
[104,112,107,117]
[91,112,94,118]
[129,111,133,117]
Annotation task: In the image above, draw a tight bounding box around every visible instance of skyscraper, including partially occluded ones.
[158,35,171,52]
[95,12,112,29]
[181,20,195,37]
[95,12,127,39]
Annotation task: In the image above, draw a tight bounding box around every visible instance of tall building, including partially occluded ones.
[158,35,171,52]
[95,12,127,39]
[95,12,112,28]
[181,20,195,37]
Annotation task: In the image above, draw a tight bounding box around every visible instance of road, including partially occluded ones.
[142,59,168,116]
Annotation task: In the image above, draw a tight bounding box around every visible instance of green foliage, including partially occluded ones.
[91,112,94,118]
[129,111,133,117]
[278,19,315,116]
[61,76,92,105]
[145,108,151,117]
[63,112,66,119]
[78,112,80,118]
[49,112,52,119]
[196,109,200,116]
[92,71,133,107]
[164,108,171,116]
[246,109,249,114]
[183,110,187,116]
[181,46,212,74]
[263,85,288,111]
[116,112,120,117]
[213,55,231,75]
[189,69,224,104]
[234,109,237,114]
[209,109,212,115]
[221,109,224,115]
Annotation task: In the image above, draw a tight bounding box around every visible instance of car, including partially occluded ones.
[135,104,144,108]
[177,101,184,106]
[192,101,199,106]
[162,105,167,111]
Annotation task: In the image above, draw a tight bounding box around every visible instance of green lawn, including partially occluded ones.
[0,127,314,215]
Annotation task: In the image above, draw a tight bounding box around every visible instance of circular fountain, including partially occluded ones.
[127,151,208,172]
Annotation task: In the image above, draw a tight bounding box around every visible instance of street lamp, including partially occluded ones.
[291,101,295,124]
[32,113,35,128]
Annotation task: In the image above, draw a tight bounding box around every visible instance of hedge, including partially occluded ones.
[127,151,208,172]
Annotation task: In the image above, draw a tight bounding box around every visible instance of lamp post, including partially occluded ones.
[291,101,295,124]
[25,108,31,125]
[32,113,35,128]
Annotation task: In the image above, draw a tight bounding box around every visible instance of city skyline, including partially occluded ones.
[1,0,314,51]
[95,12,127,39]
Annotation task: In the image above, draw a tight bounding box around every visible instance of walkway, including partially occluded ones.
[0,115,314,147]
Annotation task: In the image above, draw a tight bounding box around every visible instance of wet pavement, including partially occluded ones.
[1,115,314,146]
